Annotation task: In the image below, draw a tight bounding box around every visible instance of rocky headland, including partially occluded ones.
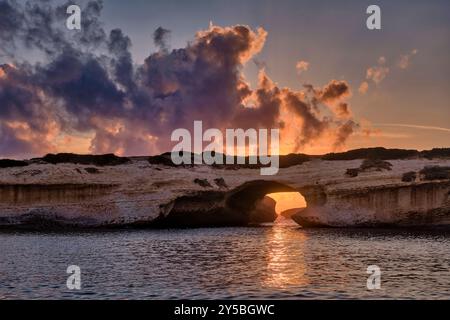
[0,148,449,230]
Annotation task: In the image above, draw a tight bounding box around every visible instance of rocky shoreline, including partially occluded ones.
[0,148,449,230]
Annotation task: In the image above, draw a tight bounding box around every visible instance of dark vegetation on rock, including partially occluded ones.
[324,147,418,160]
[419,166,450,181]
[346,159,393,177]
[214,178,228,188]
[148,152,311,169]
[402,171,417,182]
[421,148,450,159]
[85,167,100,174]
[148,154,180,167]
[37,153,130,166]
[345,168,360,177]
[5,147,449,170]
[146,148,450,169]
[360,159,393,171]
[0,159,29,168]
[279,153,311,168]
[325,147,450,161]
[194,178,212,188]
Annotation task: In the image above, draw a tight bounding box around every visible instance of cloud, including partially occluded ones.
[283,90,328,149]
[366,63,390,84]
[318,80,351,103]
[253,58,267,70]
[296,60,309,74]
[398,49,418,69]
[361,50,418,94]
[153,26,171,52]
[358,81,369,94]
[301,80,352,119]
[333,120,358,150]
[335,102,351,118]
[0,0,360,158]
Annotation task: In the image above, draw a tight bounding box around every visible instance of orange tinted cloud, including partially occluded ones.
[358,81,369,94]
[0,0,361,158]
[296,60,309,74]
[398,49,418,69]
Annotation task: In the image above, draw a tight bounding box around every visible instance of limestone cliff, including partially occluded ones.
[0,155,449,229]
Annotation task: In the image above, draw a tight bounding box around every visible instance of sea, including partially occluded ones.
[0,218,448,299]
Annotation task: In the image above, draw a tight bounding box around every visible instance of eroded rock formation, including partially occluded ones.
[0,151,449,229]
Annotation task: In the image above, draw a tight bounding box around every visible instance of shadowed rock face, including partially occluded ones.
[280,208,304,219]
[0,154,449,229]
[144,192,277,228]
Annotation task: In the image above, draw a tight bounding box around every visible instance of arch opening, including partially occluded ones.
[266,192,307,218]
[225,180,308,223]
[155,180,314,227]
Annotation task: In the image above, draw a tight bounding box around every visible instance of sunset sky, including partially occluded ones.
[0,0,449,158]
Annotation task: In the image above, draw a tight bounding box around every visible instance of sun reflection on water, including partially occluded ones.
[263,221,309,289]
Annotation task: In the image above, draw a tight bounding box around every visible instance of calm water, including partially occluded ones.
[0,218,449,299]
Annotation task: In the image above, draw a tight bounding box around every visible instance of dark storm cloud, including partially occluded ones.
[0,63,59,156]
[333,120,358,149]
[108,28,134,90]
[153,27,171,52]
[303,80,352,118]
[283,90,329,149]
[0,0,106,57]
[0,0,23,45]
[233,71,281,129]
[35,50,126,129]
[0,124,34,157]
[0,0,359,157]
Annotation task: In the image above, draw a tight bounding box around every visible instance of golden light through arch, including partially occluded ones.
[266,192,307,215]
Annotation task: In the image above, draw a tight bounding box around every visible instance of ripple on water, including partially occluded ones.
[0,218,449,299]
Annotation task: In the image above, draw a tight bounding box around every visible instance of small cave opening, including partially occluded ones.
[266,192,307,219]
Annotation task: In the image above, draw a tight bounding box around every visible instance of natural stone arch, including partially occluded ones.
[154,180,323,227]
[226,180,298,212]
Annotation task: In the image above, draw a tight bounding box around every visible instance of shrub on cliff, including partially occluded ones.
[346,159,393,178]
[214,178,228,188]
[148,152,198,167]
[345,168,360,177]
[360,159,393,171]
[323,147,418,160]
[148,154,178,167]
[85,167,100,174]
[419,166,450,180]
[194,178,212,188]
[40,153,130,166]
[279,153,311,168]
[0,159,29,168]
[402,171,417,182]
[420,148,450,159]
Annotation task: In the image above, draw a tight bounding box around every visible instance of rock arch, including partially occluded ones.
[154,180,325,228]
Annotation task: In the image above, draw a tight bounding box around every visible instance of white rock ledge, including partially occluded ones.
[0,158,449,229]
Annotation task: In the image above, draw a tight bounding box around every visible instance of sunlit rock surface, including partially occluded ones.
[0,155,449,229]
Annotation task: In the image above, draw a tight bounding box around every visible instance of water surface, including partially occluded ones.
[0,218,449,299]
